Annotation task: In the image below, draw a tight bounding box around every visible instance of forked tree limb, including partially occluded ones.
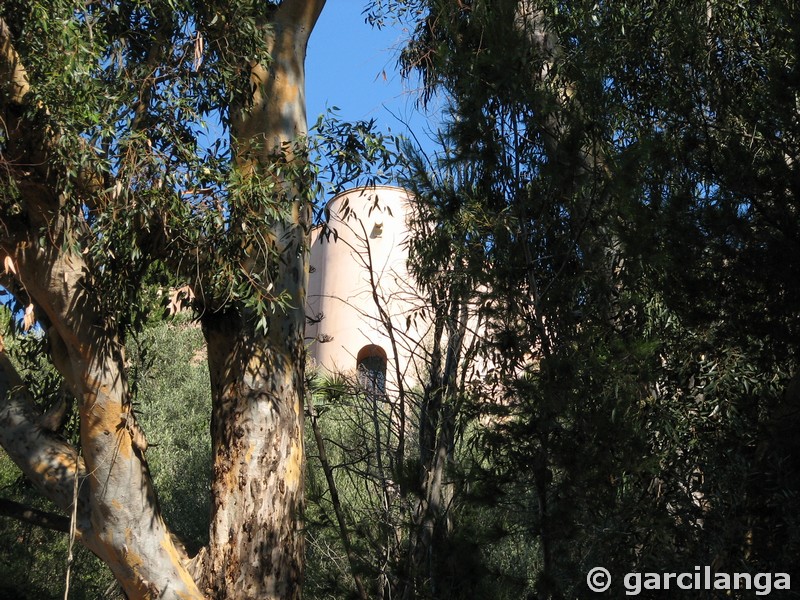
[0,347,92,533]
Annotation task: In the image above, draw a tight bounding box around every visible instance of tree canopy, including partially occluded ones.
[386,0,800,596]
[2,1,325,598]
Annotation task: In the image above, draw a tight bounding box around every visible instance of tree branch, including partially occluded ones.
[0,497,70,533]
[0,16,30,106]
[0,348,91,531]
[276,0,326,33]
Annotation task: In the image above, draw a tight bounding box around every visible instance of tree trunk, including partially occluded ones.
[1,1,325,597]
[0,230,203,599]
[197,2,324,598]
[405,295,467,599]
[200,312,306,599]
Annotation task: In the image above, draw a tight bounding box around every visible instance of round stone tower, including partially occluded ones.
[307,185,422,391]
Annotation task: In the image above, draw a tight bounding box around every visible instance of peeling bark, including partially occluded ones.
[199,2,324,599]
[0,348,92,533]
[203,313,306,599]
[0,238,203,598]
[1,1,326,597]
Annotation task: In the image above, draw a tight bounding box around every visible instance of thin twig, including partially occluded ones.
[64,449,81,600]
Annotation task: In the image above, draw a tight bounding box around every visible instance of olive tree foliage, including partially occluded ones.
[368,0,800,597]
[0,1,335,598]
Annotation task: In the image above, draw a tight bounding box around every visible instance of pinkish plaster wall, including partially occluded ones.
[307,186,426,389]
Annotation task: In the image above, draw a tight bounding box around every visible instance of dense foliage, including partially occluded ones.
[1,0,297,323]
[382,0,800,597]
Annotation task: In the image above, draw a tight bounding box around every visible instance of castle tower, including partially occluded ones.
[307,186,423,391]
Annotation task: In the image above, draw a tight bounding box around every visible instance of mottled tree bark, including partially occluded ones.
[198,2,324,599]
[1,1,325,597]
[1,15,202,592]
[0,219,203,599]
[201,313,306,599]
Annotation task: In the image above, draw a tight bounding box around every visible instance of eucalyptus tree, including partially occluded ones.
[376,0,800,597]
[1,1,325,598]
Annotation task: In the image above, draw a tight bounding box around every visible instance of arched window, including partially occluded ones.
[356,345,387,396]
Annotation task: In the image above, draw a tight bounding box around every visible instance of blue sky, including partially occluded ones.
[306,2,440,156]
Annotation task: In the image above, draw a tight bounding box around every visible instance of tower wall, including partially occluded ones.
[307,186,424,388]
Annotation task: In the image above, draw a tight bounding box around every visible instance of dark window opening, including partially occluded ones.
[356,345,387,396]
